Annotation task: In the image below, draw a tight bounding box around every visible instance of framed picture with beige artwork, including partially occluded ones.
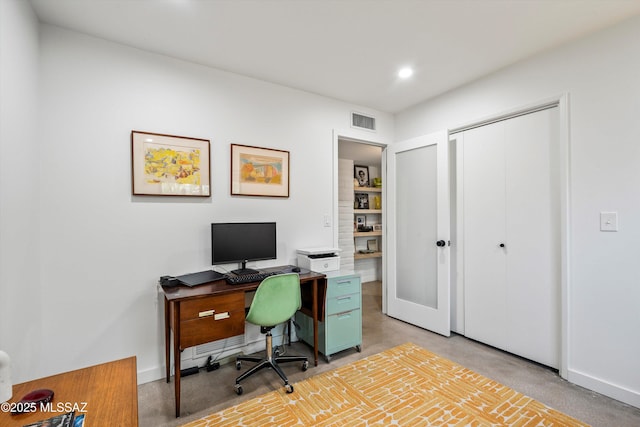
[230,144,290,197]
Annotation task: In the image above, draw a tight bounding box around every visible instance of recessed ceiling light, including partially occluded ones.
[398,67,413,79]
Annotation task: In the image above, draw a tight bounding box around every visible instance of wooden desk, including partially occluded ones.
[161,267,326,417]
[0,356,138,427]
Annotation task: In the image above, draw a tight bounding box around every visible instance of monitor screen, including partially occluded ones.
[211,222,276,274]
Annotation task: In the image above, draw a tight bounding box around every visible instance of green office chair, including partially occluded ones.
[234,273,309,395]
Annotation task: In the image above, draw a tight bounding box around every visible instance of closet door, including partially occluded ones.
[503,109,559,368]
[461,123,507,349]
[463,108,559,368]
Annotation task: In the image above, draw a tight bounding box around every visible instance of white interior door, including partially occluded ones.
[386,131,450,336]
[462,108,560,368]
[460,124,507,348]
[503,109,560,368]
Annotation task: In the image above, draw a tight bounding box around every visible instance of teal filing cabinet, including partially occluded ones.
[295,272,362,362]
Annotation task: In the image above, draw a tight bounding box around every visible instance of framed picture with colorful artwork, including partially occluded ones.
[131,130,211,197]
[230,144,290,197]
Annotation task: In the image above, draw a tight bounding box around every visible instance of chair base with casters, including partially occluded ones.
[235,325,308,395]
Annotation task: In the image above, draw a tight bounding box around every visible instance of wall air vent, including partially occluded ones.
[351,112,376,132]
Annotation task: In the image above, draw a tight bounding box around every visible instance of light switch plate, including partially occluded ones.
[600,212,618,232]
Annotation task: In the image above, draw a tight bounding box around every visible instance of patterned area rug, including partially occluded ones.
[182,343,588,426]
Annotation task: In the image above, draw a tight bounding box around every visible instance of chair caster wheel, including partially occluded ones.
[301,360,309,371]
[235,384,243,395]
[236,361,242,370]
[285,384,294,393]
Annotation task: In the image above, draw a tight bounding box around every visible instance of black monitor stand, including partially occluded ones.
[231,260,258,276]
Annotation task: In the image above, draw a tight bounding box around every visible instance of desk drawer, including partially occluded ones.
[326,275,360,299]
[180,312,245,349]
[326,293,360,315]
[180,293,244,321]
[178,293,245,349]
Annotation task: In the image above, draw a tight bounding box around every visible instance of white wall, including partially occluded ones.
[2,19,392,384]
[396,15,640,407]
[0,0,42,385]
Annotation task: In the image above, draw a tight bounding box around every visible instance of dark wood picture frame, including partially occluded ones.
[131,130,211,197]
[230,144,290,197]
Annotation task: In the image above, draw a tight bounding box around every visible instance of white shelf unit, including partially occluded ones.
[353,186,382,260]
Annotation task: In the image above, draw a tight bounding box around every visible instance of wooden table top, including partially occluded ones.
[161,268,326,301]
[0,356,138,427]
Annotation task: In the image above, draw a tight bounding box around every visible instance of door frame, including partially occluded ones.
[332,129,388,311]
[450,93,570,378]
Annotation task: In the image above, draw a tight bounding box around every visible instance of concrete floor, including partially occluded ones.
[138,281,640,426]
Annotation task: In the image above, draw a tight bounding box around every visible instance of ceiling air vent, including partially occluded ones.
[351,112,376,132]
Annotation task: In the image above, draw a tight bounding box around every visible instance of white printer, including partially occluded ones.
[296,247,341,272]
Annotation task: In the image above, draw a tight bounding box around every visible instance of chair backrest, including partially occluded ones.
[245,273,301,327]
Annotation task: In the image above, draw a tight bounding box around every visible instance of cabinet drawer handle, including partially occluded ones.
[337,312,352,319]
[337,296,352,302]
[214,312,230,320]
[199,309,215,318]
[336,280,352,285]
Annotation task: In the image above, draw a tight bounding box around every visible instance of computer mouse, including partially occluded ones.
[291,267,301,273]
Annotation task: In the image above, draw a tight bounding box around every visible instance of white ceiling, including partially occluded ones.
[339,139,383,166]
[29,0,640,114]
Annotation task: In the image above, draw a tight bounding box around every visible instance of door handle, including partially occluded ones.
[436,240,446,247]
[499,243,505,248]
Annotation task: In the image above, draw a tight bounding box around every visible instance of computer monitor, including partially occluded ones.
[211,222,276,275]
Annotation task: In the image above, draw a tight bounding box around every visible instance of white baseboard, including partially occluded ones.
[137,365,164,385]
[568,368,640,409]
[137,325,298,385]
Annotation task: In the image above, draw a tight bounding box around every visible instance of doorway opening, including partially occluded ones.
[335,135,385,313]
